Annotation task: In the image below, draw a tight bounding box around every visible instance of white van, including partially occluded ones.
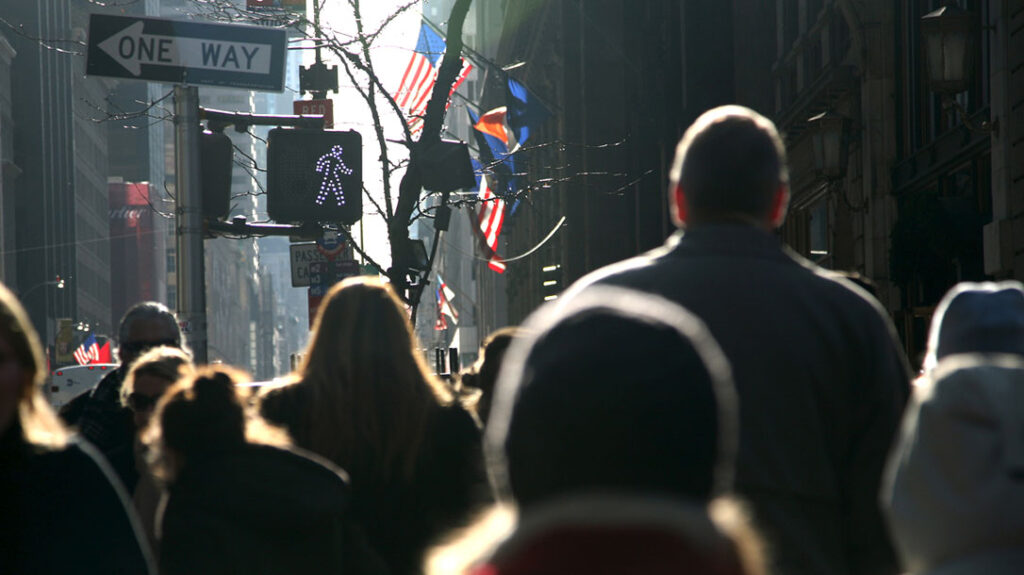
[47,364,119,409]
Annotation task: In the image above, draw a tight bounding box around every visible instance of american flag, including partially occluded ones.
[435,274,458,331]
[477,176,506,273]
[394,21,472,137]
[73,334,99,365]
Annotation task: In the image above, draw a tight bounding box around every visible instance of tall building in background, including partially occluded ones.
[492,0,719,324]
[108,181,168,326]
[0,0,116,357]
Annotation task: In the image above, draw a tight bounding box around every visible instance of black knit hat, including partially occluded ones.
[485,287,737,509]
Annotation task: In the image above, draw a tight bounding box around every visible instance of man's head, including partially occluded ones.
[117,302,187,369]
[670,105,790,230]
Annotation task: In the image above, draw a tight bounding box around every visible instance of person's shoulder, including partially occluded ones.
[250,442,351,486]
[257,380,308,417]
[562,241,676,300]
[434,403,483,440]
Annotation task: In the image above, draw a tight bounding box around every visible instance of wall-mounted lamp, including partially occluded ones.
[920,4,997,134]
[807,110,866,212]
[807,110,851,181]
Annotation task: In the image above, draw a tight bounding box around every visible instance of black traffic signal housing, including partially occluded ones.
[267,128,362,224]
[201,130,233,220]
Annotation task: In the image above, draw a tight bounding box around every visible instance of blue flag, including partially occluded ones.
[506,77,552,145]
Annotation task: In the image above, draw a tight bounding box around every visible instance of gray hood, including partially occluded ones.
[882,354,1024,574]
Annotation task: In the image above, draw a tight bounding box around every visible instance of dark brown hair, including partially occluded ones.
[147,366,287,481]
[283,276,452,483]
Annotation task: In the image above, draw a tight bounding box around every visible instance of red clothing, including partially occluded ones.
[463,497,750,575]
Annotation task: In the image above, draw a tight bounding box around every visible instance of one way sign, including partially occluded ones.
[86,14,286,92]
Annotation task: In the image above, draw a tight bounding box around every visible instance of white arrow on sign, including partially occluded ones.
[98,21,273,76]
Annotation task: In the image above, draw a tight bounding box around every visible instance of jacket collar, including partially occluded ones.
[656,224,816,273]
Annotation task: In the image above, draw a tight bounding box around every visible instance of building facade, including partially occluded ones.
[0,0,116,357]
[491,0,1023,368]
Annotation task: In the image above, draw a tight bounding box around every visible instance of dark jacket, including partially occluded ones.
[159,442,356,575]
[562,225,912,575]
[260,385,490,575]
[0,427,154,574]
[59,366,138,491]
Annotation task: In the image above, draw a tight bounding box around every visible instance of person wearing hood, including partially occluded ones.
[427,287,766,575]
[146,365,358,575]
[883,281,1024,574]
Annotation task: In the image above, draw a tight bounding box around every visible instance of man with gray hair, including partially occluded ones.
[561,106,911,575]
[61,302,187,491]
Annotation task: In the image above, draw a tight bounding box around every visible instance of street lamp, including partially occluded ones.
[20,276,65,302]
[807,111,851,181]
[921,4,975,95]
[920,4,997,134]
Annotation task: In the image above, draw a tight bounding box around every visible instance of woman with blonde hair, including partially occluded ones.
[120,345,194,557]
[260,276,489,575]
[148,365,355,575]
[0,282,153,574]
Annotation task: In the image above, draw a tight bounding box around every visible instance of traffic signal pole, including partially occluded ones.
[174,85,208,363]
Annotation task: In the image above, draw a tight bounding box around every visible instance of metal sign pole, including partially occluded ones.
[174,85,208,363]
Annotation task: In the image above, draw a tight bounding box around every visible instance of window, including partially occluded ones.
[809,199,830,265]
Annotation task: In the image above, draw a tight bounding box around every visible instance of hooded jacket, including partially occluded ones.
[158,442,356,575]
[883,354,1024,575]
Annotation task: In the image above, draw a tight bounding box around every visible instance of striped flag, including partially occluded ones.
[73,334,99,365]
[436,274,458,331]
[394,22,472,137]
[477,176,506,273]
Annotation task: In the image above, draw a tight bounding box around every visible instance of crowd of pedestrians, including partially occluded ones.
[0,105,1020,574]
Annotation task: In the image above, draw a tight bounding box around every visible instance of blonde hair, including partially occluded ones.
[275,276,452,483]
[120,346,195,408]
[0,282,67,448]
[145,366,289,482]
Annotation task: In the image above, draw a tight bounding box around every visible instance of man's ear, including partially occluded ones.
[671,184,688,227]
[769,185,790,228]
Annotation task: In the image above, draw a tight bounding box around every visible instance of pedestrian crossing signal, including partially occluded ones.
[267,128,362,224]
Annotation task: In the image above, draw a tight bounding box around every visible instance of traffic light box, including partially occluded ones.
[201,131,233,220]
[267,128,362,224]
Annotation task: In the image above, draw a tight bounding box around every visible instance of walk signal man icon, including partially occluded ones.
[314,145,354,207]
[266,128,362,224]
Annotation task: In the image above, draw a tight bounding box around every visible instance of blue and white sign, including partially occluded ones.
[86,14,287,91]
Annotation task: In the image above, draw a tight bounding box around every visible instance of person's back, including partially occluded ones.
[562,106,911,575]
[149,367,354,575]
[160,443,351,575]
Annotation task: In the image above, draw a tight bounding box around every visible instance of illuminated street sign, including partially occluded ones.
[267,128,363,224]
